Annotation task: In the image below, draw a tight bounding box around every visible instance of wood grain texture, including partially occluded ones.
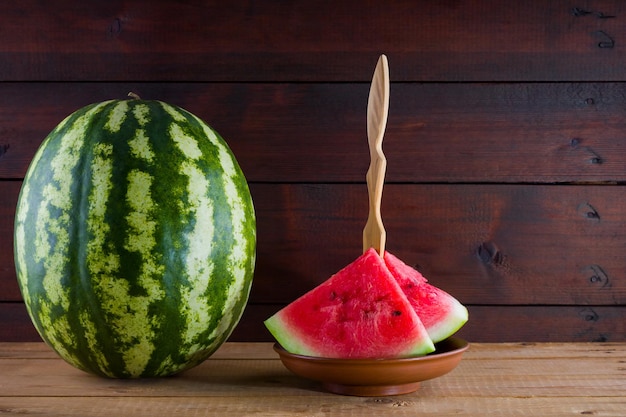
[1,396,624,417]
[250,183,626,305]
[0,342,625,416]
[1,1,626,82]
[2,82,626,182]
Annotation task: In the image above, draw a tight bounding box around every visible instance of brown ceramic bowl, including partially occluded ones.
[274,337,469,396]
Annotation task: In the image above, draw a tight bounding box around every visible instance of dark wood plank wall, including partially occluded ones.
[1,0,625,343]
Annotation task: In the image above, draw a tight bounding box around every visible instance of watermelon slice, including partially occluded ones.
[264,248,435,358]
[384,251,468,343]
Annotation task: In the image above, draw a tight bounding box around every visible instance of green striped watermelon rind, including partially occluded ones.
[14,98,256,378]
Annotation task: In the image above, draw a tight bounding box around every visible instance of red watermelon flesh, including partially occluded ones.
[383,251,468,343]
[264,248,435,358]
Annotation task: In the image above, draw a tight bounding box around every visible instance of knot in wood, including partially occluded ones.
[577,203,600,222]
[477,241,503,265]
[579,308,599,322]
[583,265,610,288]
[107,18,123,38]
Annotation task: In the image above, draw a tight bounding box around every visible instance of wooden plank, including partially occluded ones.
[459,342,626,359]
[249,183,626,305]
[0,303,41,342]
[3,183,626,305]
[0,396,625,417]
[457,305,626,343]
[2,82,626,183]
[0,342,55,359]
[0,343,625,417]
[1,343,625,399]
[1,1,626,82]
[0,182,19,300]
[0,344,626,399]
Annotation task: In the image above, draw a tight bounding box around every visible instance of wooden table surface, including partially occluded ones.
[1,341,625,416]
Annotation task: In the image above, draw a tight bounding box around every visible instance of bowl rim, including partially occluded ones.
[273,336,469,364]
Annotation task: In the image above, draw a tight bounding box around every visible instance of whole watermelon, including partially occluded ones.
[14,96,256,378]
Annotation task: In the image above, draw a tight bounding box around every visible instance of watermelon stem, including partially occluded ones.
[127,92,141,100]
